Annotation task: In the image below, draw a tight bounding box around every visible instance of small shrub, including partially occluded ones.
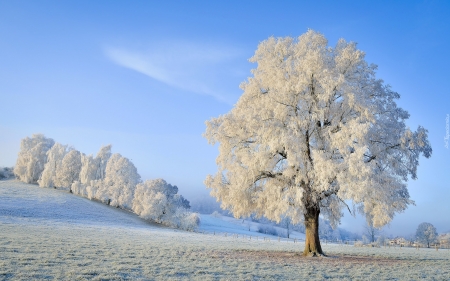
[181,212,200,231]
[366,242,380,248]
[71,181,88,197]
[211,211,221,218]
[257,225,277,236]
[171,208,200,231]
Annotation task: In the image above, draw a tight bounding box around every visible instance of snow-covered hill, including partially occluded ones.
[1,180,449,280]
[0,179,303,240]
[0,179,151,229]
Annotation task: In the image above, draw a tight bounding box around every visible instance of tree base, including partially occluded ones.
[302,206,324,257]
[302,250,327,257]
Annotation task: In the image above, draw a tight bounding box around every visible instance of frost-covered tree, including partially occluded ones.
[204,30,432,256]
[54,149,82,191]
[14,134,55,184]
[79,154,98,185]
[39,143,70,188]
[95,145,112,180]
[76,145,112,198]
[97,153,141,209]
[132,179,193,228]
[416,222,438,248]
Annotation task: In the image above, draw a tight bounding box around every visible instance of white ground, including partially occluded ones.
[1,180,449,280]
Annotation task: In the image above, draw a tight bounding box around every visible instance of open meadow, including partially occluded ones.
[1,180,449,280]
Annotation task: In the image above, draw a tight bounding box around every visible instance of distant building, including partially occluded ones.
[389,237,411,246]
[438,233,450,248]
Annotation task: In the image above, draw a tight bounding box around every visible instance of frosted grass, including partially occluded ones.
[1,180,449,280]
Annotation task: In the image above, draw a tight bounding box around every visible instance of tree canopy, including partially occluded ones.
[14,134,55,184]
[204,30,431,256]
[416,222,438,248]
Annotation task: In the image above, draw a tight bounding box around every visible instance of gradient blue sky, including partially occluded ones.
[1,0,449,236]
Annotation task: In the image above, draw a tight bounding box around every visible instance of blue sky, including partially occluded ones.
[0,0,449,236]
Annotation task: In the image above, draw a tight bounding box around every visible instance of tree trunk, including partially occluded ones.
[303,206,325,256]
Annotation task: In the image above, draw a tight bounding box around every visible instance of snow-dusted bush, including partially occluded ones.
[367,242,380,248]
[14,134,55,184]
[72,180,102,200]
[71,181,87,197]
[132,179,178,223]
[211,211,221,218]
[132,179,196,229]
[258,225,278,236]
[0,167,14,179]
[86,180,102,200]
[183,212,200,231]
[95,153,141,209]
[171,208,200,231]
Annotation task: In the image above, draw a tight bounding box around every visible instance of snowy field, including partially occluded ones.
[1,180,449,280]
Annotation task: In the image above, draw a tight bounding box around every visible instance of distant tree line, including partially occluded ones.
[0,167,14,180]
[13,134,199,231]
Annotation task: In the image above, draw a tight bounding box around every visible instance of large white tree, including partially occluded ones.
[204,30,432,256]
[14,134,55,184]
[416,222,438,248]
[97,153,141,209]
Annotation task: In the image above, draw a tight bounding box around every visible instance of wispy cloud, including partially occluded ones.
[104,41,246,104]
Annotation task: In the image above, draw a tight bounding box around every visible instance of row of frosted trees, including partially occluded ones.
[14,134,199,230]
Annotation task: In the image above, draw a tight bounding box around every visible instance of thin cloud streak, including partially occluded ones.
[104,41,245,104]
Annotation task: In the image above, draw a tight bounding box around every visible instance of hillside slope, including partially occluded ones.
[1,180,449,280]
